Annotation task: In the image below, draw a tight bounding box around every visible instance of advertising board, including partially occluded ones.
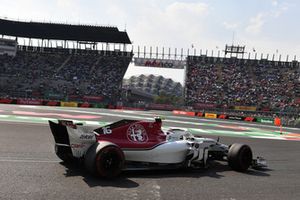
[134,58,185,69]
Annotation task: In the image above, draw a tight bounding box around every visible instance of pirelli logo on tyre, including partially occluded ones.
[205,113,217,119]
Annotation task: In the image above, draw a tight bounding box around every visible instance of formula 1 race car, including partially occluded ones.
[49,117,267,178]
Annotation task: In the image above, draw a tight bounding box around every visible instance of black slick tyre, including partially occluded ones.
[84,142,125,178]
[228,143,253,172]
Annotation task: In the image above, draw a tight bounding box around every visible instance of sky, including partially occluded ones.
[0,0,299,84]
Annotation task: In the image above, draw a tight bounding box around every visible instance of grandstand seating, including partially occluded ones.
[185,57,300,113]
[0,49,132,103]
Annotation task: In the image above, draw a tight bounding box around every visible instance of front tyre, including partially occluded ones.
[228,143,253,172]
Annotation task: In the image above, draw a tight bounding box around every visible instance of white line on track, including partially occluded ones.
[249,136,287,140]
[18,105,38,108]
[0,159,60,163]
[0,120,48,126]
[16,116,30,119]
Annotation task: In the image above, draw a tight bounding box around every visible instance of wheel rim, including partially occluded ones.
[101,151,120,169]
[96,147,124,177]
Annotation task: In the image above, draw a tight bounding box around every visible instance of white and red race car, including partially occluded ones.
[49,117,267,178]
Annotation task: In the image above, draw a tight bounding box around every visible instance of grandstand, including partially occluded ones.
[0,18,133,104]
[185,56,300,115]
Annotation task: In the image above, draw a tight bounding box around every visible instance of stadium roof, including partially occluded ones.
[0,18,131,44]
[123,74,183,97]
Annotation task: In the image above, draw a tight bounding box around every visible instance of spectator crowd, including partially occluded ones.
[0,49,132,103]
[186,58,300,114]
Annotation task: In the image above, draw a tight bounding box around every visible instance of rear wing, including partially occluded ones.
[49,120,71,146]
[49,120,96,158]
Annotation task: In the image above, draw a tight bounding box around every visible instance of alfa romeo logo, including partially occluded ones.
[127,124,148,143]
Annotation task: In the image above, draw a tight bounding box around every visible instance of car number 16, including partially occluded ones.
[102,126,112,134]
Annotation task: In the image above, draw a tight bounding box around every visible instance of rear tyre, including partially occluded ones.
[55,144,74,163]
[228,143,252,172]
[84,142,125,178]
[95,146,125,178]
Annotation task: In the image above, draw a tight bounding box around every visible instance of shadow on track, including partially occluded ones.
[59,161,271,188]
[60,162,140,188]
[122,161,271,179]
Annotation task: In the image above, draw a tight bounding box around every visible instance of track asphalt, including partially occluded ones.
[0,104,299,200]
